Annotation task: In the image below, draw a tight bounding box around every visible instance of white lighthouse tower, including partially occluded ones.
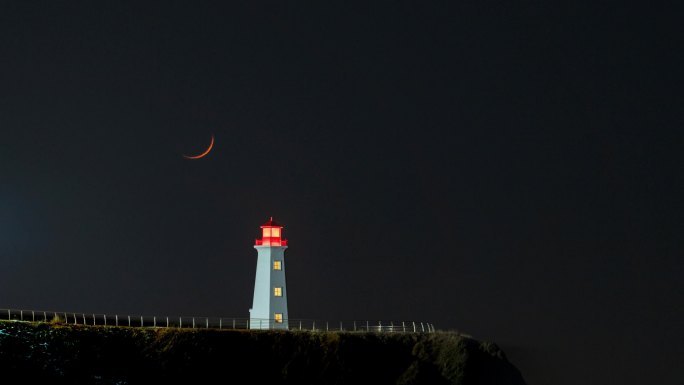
[249,217,289,330]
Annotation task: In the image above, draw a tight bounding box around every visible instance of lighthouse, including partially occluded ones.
[249,217,289,330]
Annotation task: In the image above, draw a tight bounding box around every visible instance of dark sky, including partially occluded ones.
[1,2,682,384]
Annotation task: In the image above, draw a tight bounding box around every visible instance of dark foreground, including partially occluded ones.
[0,320,526,384]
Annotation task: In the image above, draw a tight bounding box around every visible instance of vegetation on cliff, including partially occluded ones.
[0,320,525,384]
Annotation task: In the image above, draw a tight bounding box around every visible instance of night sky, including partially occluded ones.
[1,2,682,384]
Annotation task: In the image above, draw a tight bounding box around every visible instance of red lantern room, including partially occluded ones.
[255,217,288,247]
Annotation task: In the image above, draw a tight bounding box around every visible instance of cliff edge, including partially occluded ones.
[0,320,526,384]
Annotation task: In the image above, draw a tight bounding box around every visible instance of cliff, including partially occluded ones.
[0,320,526,384]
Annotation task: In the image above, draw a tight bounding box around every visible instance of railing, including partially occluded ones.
[0,308,435,333]
[255,239,288,246]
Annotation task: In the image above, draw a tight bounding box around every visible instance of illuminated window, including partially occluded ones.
[272,228,280,237]
[263,228,272,237]
[273,260,281,270]
[274,287,282,297]
[274,313,283,323]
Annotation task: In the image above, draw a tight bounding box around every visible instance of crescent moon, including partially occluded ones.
[183,135,215,160]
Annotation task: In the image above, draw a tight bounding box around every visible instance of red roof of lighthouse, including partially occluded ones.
[261,216,282,227]
[256,217,287,246]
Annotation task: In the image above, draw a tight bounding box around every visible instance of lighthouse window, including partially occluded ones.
[274,313,283,323]
[274,287,282,297]
[272,228,280,237]
[273,260,281,270]
[263,228,272,237]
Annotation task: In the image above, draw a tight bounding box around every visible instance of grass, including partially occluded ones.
[0,320,526,385]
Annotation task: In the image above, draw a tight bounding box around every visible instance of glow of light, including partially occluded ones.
[183,134,215,159]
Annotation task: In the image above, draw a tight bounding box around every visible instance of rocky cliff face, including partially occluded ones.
[0,321,526,384]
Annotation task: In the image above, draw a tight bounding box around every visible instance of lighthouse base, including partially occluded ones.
[248,318,289,330]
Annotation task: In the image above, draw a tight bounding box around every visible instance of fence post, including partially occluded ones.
[413,322,416,332]
[32,311,35,322]
[402,321,406,332]
[206,318,209,329]
[219,318,222,329]
[93,314,96,325]
[116,315,118,327]
[180,317,182,328]
[379,320,382,332]
[354,321,357,331]
[193,317,195,329]
[312,321,315,331]
[233,319,236,329]
[166,317,169,328]
[43,311,46,321]
[421,322,424,332]
[340,321,343,331]
[140,316,143,327]
[128,316,131,327]
[7,309,9,320]
[326,321,329,331]
[154,316,156,328]
[366,320,369,332]
[299,320,302,331]
[104,315,107,326]
[20,310,23,321]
